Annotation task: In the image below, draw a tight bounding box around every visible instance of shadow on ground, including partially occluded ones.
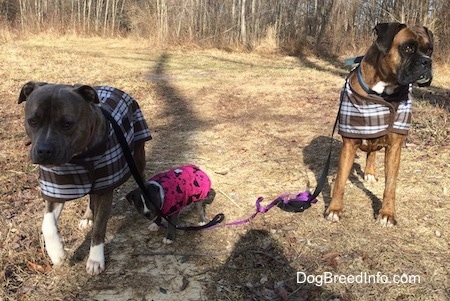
[303,135,382,219]
[70,52,211,278]
[205,229,338,300]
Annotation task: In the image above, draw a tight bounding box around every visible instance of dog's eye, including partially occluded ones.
[28,118,38,127]
[404,44,416,54]
[61,121,74,130]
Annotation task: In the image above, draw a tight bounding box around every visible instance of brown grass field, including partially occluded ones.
[0,36,449,301]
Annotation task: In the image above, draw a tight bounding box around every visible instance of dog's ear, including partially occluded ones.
[73,85,100,104]
[18,81,48,104]
[424,26,434,49]
[374,22,407,54]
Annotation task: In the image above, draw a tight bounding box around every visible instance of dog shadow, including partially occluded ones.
[303,136,382,219]
[350,161,383,219]
[205,229,338,300]
[302,136,340,212]
[413,86,450,112]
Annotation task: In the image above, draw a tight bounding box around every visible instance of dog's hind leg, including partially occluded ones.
[360,140,383,183]
[196,189,216,225]
[79,198,94,230]
[42,201,67,266]
[86,191,113,275]
[364,151,378,183]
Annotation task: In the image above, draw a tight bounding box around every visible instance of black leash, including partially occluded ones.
[101,85,343,226]
[100,107,224,230]
[278,83,344,212]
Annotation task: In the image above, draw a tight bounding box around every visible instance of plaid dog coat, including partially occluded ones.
[39,86,152,202]
[149,165,211,217]
[338,78,412,139]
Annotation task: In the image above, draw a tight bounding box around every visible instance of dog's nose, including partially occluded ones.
[420,56,432,68]
[35,143,55,161]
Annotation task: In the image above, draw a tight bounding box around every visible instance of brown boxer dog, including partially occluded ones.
[18,82,152,275]
[326,23,433,226]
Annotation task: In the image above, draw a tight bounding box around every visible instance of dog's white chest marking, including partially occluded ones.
[372,81,398,95]
[86,243,105,275]
[140,195,151,214]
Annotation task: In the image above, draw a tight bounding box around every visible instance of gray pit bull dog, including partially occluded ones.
[126,165,216,244]
[18,82,152,275]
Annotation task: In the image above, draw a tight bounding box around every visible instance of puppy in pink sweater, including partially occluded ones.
[126,165,215,244]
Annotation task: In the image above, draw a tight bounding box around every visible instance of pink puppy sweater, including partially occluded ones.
[149,165,211,216]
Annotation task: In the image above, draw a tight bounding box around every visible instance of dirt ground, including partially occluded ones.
[1,37,449,301]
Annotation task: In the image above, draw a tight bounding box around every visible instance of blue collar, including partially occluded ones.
[356,66,378,95]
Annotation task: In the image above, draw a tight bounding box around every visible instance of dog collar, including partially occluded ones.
[356,67,378,95]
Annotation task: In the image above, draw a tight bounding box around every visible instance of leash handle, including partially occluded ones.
[100,107,223,231]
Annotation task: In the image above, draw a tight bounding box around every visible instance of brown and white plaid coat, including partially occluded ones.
[39,86,152,202]
[338,79,412,139]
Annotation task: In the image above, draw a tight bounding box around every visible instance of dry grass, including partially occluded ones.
[0,36,449,301]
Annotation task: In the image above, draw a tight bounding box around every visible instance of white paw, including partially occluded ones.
[162,237,174,244]
[78,218,93,230]
[148,222,160,232]
[42,213,67,265]
[47,247,67,266]
[364,174,377,183]
[379,216,394,227]
[198,221,207,226]
[86,244,105,275]
[327,212,340,222]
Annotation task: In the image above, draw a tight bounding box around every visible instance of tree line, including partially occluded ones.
[1,0,448,57]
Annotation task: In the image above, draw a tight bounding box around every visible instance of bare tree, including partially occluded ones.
[8,0,449,57]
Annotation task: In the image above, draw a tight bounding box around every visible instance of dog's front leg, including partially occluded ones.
[196,202,207,226]
[163,215,178,244]
[42,201,67,266]
[379,133,405,227]
[86,191,113,275]
[327,138,361,221]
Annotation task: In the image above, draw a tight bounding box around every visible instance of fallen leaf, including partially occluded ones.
[27,261,46,274]
[322,252,340,269]
[180,276,189,291]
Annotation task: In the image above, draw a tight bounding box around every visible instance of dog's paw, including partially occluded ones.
[198,221,207,226]
[162,237,174,244]
[364,174,377,183]
[148,222,160,232]
[44,235,67,265]
[379,215,396,227]
[326,211,341,222]
[78,218,93,230]
[48,248,68,266]
[86,259,105,275]
[86,244,105,275]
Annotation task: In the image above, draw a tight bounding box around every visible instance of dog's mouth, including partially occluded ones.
[415,70,433,87]
[398,68,432,86]
[416,73,431,84]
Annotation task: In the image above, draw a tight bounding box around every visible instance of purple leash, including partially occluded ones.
[205,191,318,230]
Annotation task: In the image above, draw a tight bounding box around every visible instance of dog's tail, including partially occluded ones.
[204,188,216,204]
